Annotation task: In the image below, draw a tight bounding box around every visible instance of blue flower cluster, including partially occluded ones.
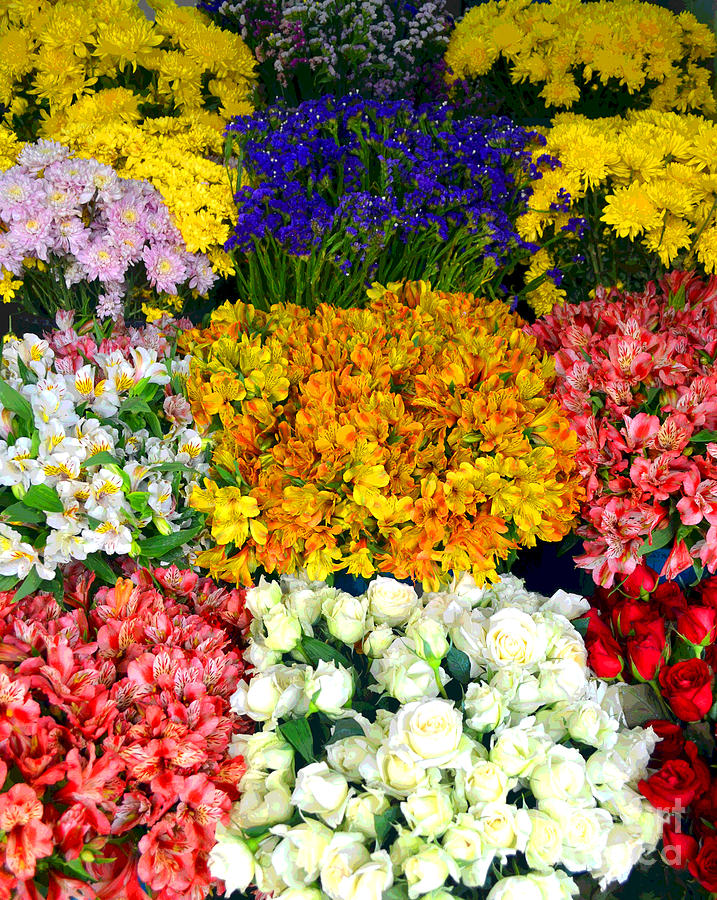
[225,95,543,282]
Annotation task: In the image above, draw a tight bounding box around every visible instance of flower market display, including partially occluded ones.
[530,271,717,587]
[0,320,208,596]
[0,141,216,318]
[445,0,716,120]
[210,571,663,898]
[585,567,717,897]
[223,96,546,309]
[182,280,582,589]
[199,0,450,106]
[518,109,717,312]
[0,563,251,900]
[3,0,717,897]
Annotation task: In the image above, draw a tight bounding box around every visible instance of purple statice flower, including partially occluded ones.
[0,142,217,320]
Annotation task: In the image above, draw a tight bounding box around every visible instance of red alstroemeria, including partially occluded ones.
[0,785,53,880]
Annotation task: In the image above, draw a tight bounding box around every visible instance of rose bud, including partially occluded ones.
[586,631,624,679]
[638,741,710,810]
[689,835,717,893]
[676,606,717,648]
[692,782,717,840]
[611,598,661,638]
[662,821,699,870]
[627,620,667,682]
[652,582,689,619]
[698,578,717,610]
[620,564,658,598]
[659,659,714,722]
[645,719,685,762]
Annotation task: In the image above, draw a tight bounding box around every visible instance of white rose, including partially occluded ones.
[533,704,570,743]
[344,790,390,838]
[291,762,350,828]
[254,835,286,895]
[273,889,323,900]
[370,639,445,703]
[448,608,489,674]
[566,700,619,750]
[389,832,424,870]
[389,699,463,768]
[603,788,662,847]
[477,803,530,855]
[362,624,395,657]
[322,589,368,644]
[236,769,294,828]
[484,608,548,669]
[463,759,511,808]
[401,786,455,838]
[541,588,590,620]
[486,875,544,900]
[246,576,283,618]
[406,616,449,660]
[441,812,485,863]
[320,833,370,900]
[537,659,588,706]
[539,799,612,871]
[270,821,333,887]
[263,605,303,652]
[231,665,308,721]
[340,850,394,900]
[285,586,323,627]
[304,660,353,716]
[524,809,563,870]
[367,576,419,626]
[593,823,647,888]
[546,631,588,668]
[610,727,658,782]
[506,672,543,715]
[489,721,552,778]
[361,745,430,797]
[327,732,378,779]
[530,745,593,806]
[208,825,255,894]
[464,683,508,733]
[231,731,294,771]
[245,637,282,670]
[403,844,459,900]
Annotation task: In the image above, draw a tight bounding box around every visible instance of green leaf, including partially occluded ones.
[557,532,581,558]
[382,887,409,900]
[15,355,37,385]
[445,645,471,684]
[0,379,33,422]
[278,717,315,762]
[2,501,44,524]
[691,430,717,443]
[83,552,117,585]
[0,575,19,592]
[638,524,674,557]
[327,717,365,745]
[573,616,589,638]
[23,484,63,513]
[13,567,44,602]
[128,491,150,513]
[135,522,204,559]
[374,805,401,847]
[81,451,121,469]
[301,637,351,668]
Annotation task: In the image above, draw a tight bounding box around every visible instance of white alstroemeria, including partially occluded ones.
[68,364,101,404]
[29,375,77,427]
[45,498,84,533]
[147,478,174,516]
[175,428,204,465]
[37,421,82,459]
[123,461,151,490]
[107,360,136,395]
[43,527,98,566]
[40,451,81,484]
[89,382,121,417]
[144,437,175,465]
[130,347,170,385]
[0,438,45,489]
[85,468,126,520]
[0,534,55,580]
[76,421,118,457]
[91,516,132,555]
[3,334,53,378]
[123,430,148,456]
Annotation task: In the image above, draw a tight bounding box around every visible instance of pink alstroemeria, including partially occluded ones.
[677,468,717,526]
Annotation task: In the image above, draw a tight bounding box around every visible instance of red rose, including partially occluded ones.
[620,564,658,598]
[698,578,717,610]
[611,598,661,638]
[645,719,685,762]
[662,821,699,870]
[692,782,717,840]
[586,631,624,679]
[627,619,667,681]
[659,658,714,721]
[652,582,689,619]
[584,607,614,641]
[677,606,717,646]
[689,836,717,893]
[638,741,711,810]
[707,643,717,671]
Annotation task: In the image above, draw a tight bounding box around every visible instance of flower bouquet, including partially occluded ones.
[199,0,450,105]
[0,321,208,598]
[0,141,216,321]
[181,280,582,589]
[445,0,715,122]
[584,567,717,898]
[0,0,256,140]
[210,570,663,899]
[529,271,717,586]
[0,564,252,900]
[223,95,546,310]
[517,110,717,313]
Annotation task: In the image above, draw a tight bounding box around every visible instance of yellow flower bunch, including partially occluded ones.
[446,0,715,119]
[0,0,256,139]
[179,281,582,590]
[49,102,237,274]
[520,110,717,313]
